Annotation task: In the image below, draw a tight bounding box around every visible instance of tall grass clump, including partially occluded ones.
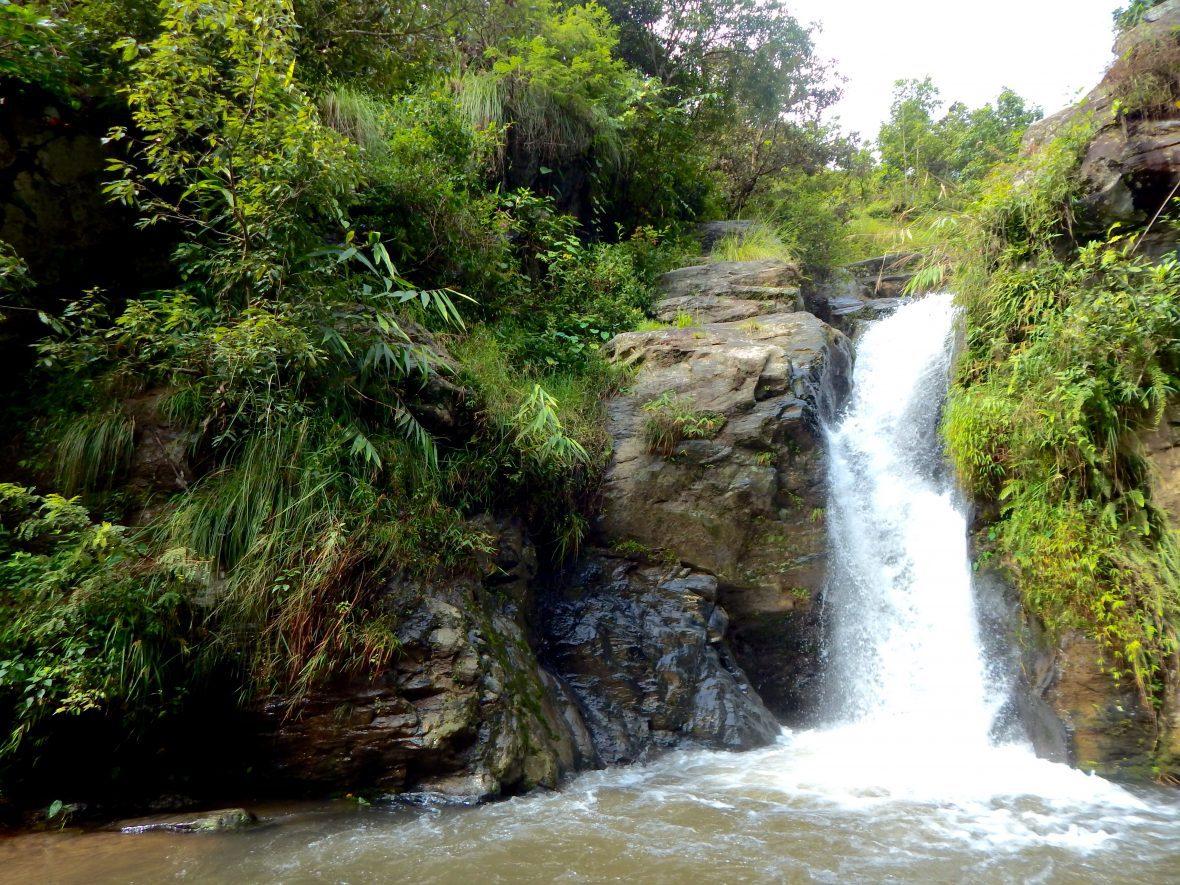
[53,408,136,495]
[710,222,794,263]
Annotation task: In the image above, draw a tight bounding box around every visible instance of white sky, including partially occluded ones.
[787,0,1120,139]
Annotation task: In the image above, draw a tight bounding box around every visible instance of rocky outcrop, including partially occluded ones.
[116,808,257,834]
[1024,1,1180,235]
[539,554,779,764]
[654,259,804,324]
[261,520,597,801]
[1036,633,1159,776]
[599,261,852,718]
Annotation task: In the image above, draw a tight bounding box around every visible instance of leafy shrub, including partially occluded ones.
[456,1,642,178]
[105,0,361,302]
[0,484,204,765]
[0,240,32,297]
[491,197,683,369]
[0,1,78,94]
[329,87,519,302]
[450,328,607,559]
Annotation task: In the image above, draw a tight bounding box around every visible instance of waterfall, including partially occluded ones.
[795,292,1139,810]
[822,292,1003,751]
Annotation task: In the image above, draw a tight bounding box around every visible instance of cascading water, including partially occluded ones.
[9,295,1180,883]
[823,291,1001,749]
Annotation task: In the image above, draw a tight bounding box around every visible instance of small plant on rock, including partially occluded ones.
[641,391,726,456]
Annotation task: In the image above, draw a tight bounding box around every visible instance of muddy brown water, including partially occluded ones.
[2,735,1180,884]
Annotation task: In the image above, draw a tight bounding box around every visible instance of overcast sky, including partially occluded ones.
[787,0,1120,139]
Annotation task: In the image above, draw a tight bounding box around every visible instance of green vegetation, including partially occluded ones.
[0,0,844,796]
[726,77,1043,266]
[642,391,726,456]
[940,120,1180,710]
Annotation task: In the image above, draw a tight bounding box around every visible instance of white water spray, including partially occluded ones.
[823,292,1001,753]
[792,292,1141,811]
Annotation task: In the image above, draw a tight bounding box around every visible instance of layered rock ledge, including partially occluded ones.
[596,258,852,718]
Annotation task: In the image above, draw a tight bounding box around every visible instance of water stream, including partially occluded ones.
[4,294,1180,883]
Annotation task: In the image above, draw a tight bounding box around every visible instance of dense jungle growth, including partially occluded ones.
[0,0,859,803]
[1,0,1176,809]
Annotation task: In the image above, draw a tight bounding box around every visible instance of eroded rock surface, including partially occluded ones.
[600,271,851,718]
[261,520,596,801]
[802,253,925,337]
[540,555,779,764]
[651,258,807,323]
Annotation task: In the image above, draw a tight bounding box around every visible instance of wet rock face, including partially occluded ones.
[973,569,1071,764]
[977,565,1159,779]
[539,555,780,764]
[1039,633,1159,776]
[600,263,852,720]
[261,521,596,801]
[802,253,925,337]
[1147,404,1180,769]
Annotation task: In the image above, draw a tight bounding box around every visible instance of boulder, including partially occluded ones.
[655,292,797,325]
[539,554,780,764]
[600,309,851,717]
[117,808,257,834]
[1078,120,1180,226]
[260,519,596,801]
[656,259,802,307]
